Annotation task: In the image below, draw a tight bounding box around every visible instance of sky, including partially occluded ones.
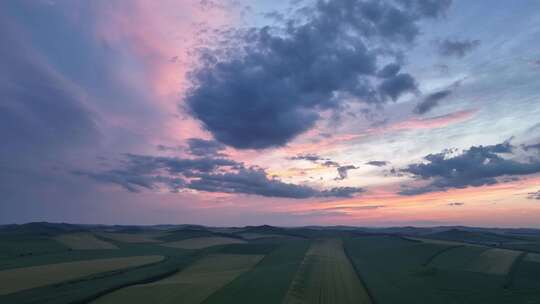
[1,0,540,227]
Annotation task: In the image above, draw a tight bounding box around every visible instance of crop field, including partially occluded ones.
[98,232,164,243]
[203,240,310,304]
[525,253,540,263]
[1,223,540,304]
[93,254,263,304]
[282,239,371,304]
[429,245,489,269]
[55,233,118,250]
[238,233,287,240]
[466,248,522,275]
[0,255,164,295]
[162,237,245,249]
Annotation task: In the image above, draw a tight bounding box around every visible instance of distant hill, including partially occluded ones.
[0,222,85,236]
[424,228,526,245]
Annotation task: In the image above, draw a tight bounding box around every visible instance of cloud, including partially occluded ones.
[365,160,389,167]
[189,168,364,198]
[186,138,226,156]
[413,89,452,114]
[75,153,364,199]
[400,141,540,195]
[447,202,464,206]
[528,190,540,200]
[157,145,182,152]
[437,38,480,58]
[185,0,452,149]
[290,153,358,180]
[523,143,540,151]
[336,165,358,180]
[290,153,324,162]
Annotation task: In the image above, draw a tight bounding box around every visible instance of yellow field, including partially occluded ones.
[54,233,118,250]
[0,255,164,295]
[525,253,540,263]
[282,239,372,304]
[162,237,245,249]
[466,248,522,275]
[92,254,263,304]
[97,232,164,243]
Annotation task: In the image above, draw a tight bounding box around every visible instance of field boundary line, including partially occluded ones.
[199,252,272,304]
[422,245,464,266]
[77,252,203,303]
[342,239,376,304]
[503,251,527,289]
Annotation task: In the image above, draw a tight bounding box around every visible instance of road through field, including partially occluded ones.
[282,239,372,304]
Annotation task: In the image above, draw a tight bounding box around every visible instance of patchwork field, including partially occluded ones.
[1,223,540,304]
[0,255,164,295]
[162,237,245,249]
[98,232,163,243]
[283,239,372,304]
[466,248,522,275]
[55,233,118,250]
[93,254,263,304]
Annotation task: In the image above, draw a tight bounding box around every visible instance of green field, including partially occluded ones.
[54,233,118,250]
[162,237,246,249]
[1,223,540,304]
[0,255,163,295]
[283,239,372,304]
[93,254,263,304]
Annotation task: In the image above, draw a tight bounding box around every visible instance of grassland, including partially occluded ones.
[2,223,540,304]
[466,248,522,275]
[0,255,163,295]
[283,238,372,304]
[98,232,164,243]
[345,235,540,303]
[203,240,310,304]
[93,254,263,304]
[54,233,118,250]
[525,253,540,263]
[162,237,245,249]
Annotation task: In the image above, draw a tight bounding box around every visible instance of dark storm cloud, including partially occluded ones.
[413,89,452,114]
[365,160,389,167]
[437,38,481,58]
[186,0,452,149]
[336,165,358,180]
[400,141,540,195]
[76,154,364,199]
[186,138,226,156]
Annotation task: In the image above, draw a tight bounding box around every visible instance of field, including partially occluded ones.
[282,239,372,304]
[1,223,540,303]
[54,233,118,250]
[466,248,522,275]
[98,232,164,243]
[162,237,245,249]
[93,254,263,304]
[0,255,163,295]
